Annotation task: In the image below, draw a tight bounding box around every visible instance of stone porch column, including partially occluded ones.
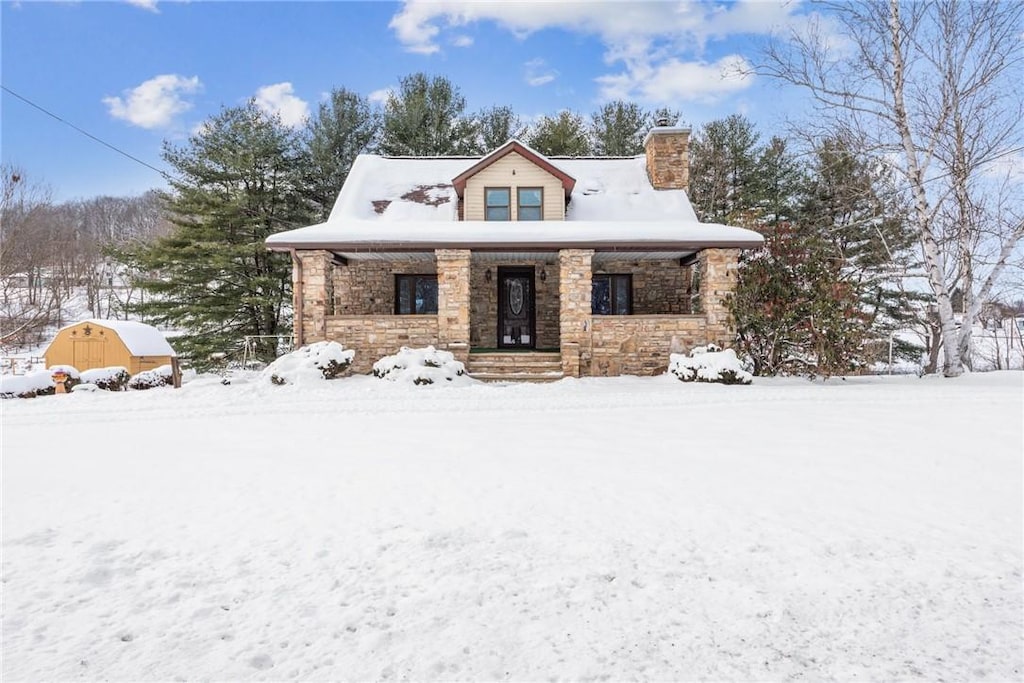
[559,249,594,377]
[699,248,740,348]
[297,250,332,345]
[436,249,471,364]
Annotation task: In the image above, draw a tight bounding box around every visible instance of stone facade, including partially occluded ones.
[294,247,740,378]
[644,127,691,191]
[593,259,694,314]
[699,248,740,347]
[591,315,707,376]
[469,258,560,349]
[325,315,439,374]
[559,249,594,377]
[328,258,438,315]
[436,249,471,364]
[296,250,332,343]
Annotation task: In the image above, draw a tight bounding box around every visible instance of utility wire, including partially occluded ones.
[1,84,175,181]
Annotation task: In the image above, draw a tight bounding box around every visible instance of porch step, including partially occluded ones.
[470,372,564,383]
[467,351,563,382]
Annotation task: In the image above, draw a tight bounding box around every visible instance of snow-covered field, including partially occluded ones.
[3,372,1022,680]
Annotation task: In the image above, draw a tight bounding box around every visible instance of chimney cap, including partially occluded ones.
[643,126,692,147]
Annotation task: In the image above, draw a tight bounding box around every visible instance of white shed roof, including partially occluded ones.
[57,319,177,357]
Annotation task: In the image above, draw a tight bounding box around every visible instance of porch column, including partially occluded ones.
[436,249,471,364]
[297,250,332,345]
[699,248,740,348]
[559,249,594,377]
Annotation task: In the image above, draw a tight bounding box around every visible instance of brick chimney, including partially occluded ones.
[643,124,691,191]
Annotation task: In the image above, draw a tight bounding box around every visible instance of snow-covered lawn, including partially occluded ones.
[2,372,1022,680]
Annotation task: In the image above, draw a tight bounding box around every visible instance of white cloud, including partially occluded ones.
[451,34,473,47]
[253,82,310,128]
[103,74,201,129]
[125,0,159,12]
[524,58,557,87]
[597,54,754,104]
[388,0,811,104]
[367,87,395,106]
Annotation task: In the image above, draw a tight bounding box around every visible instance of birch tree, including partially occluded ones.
[761,0,1024,376]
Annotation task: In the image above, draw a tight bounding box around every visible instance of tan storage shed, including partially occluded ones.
[44,319,176,374]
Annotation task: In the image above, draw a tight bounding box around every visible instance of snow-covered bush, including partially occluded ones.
[262,341,355,386]
[81,366,131,391]
[0,366,81,398]
[1,370,57,399]
[128,365,174,391]
[372,346,472,385]
[669,345,753,385]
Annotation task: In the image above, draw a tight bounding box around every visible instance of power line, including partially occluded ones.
[1,84,174,181]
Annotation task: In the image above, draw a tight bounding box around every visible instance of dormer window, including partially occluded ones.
[517,188,543,221]
[485,187,510,221]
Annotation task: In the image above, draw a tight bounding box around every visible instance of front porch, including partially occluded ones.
[294,247,739,378]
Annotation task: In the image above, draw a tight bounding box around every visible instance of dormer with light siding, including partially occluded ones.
[452,141,576,222]
[463,151,565,221]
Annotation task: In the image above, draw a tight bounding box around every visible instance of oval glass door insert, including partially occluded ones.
[509,279,524,316]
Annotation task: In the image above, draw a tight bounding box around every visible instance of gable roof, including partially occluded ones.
[267,148,765,252]
[54,319,177,357]
[451,140,576,198]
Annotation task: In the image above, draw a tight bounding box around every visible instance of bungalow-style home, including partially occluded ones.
[266,126,764,380]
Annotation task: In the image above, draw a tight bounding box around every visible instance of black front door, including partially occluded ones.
[497,268,535,349]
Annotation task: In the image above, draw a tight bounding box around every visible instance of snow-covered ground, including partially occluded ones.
[3,372,1022,680]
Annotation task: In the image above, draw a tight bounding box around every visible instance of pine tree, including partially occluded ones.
[726,134,921,376]
[590,101,647,156]
[688,115,761,224]
[304,87,380,220]
[800,136,922,365]
[122,102,313,368]
[527,110,592,156]
[380,73,475,156]
[475,105,527,152]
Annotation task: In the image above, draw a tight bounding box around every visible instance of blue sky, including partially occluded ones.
[2,0,817,201]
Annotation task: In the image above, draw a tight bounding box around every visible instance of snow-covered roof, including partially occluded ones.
[57,319,177,357]
[266,219,763,251]
[268,150,763,251]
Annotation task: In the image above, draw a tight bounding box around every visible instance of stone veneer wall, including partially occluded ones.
[297,250,332,343]
[699,248,740,348]
[559,249,594,377]
[436,249,471,364]
[325,315,439,374]
[469,259,560,349]
[593,260,693,314]
[329,258,438,315]
[591,315,707,376]
[644,128,690,190]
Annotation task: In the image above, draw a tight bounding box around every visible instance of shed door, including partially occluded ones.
[73,340,105,370]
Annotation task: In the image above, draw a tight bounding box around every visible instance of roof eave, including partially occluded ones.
[267,239,762,252]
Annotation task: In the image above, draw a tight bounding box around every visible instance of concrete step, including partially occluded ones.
[467,351,564,382]
[469,371,565,383]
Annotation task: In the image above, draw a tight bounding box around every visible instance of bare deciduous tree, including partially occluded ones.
[761,0,1024,376]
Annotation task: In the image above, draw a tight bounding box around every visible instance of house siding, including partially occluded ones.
[463,152,565,221]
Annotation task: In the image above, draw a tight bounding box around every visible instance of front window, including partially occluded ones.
[485,187,510,221]
[592,274,632,315]
[517,188,543,221]
[395,275,438,314]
